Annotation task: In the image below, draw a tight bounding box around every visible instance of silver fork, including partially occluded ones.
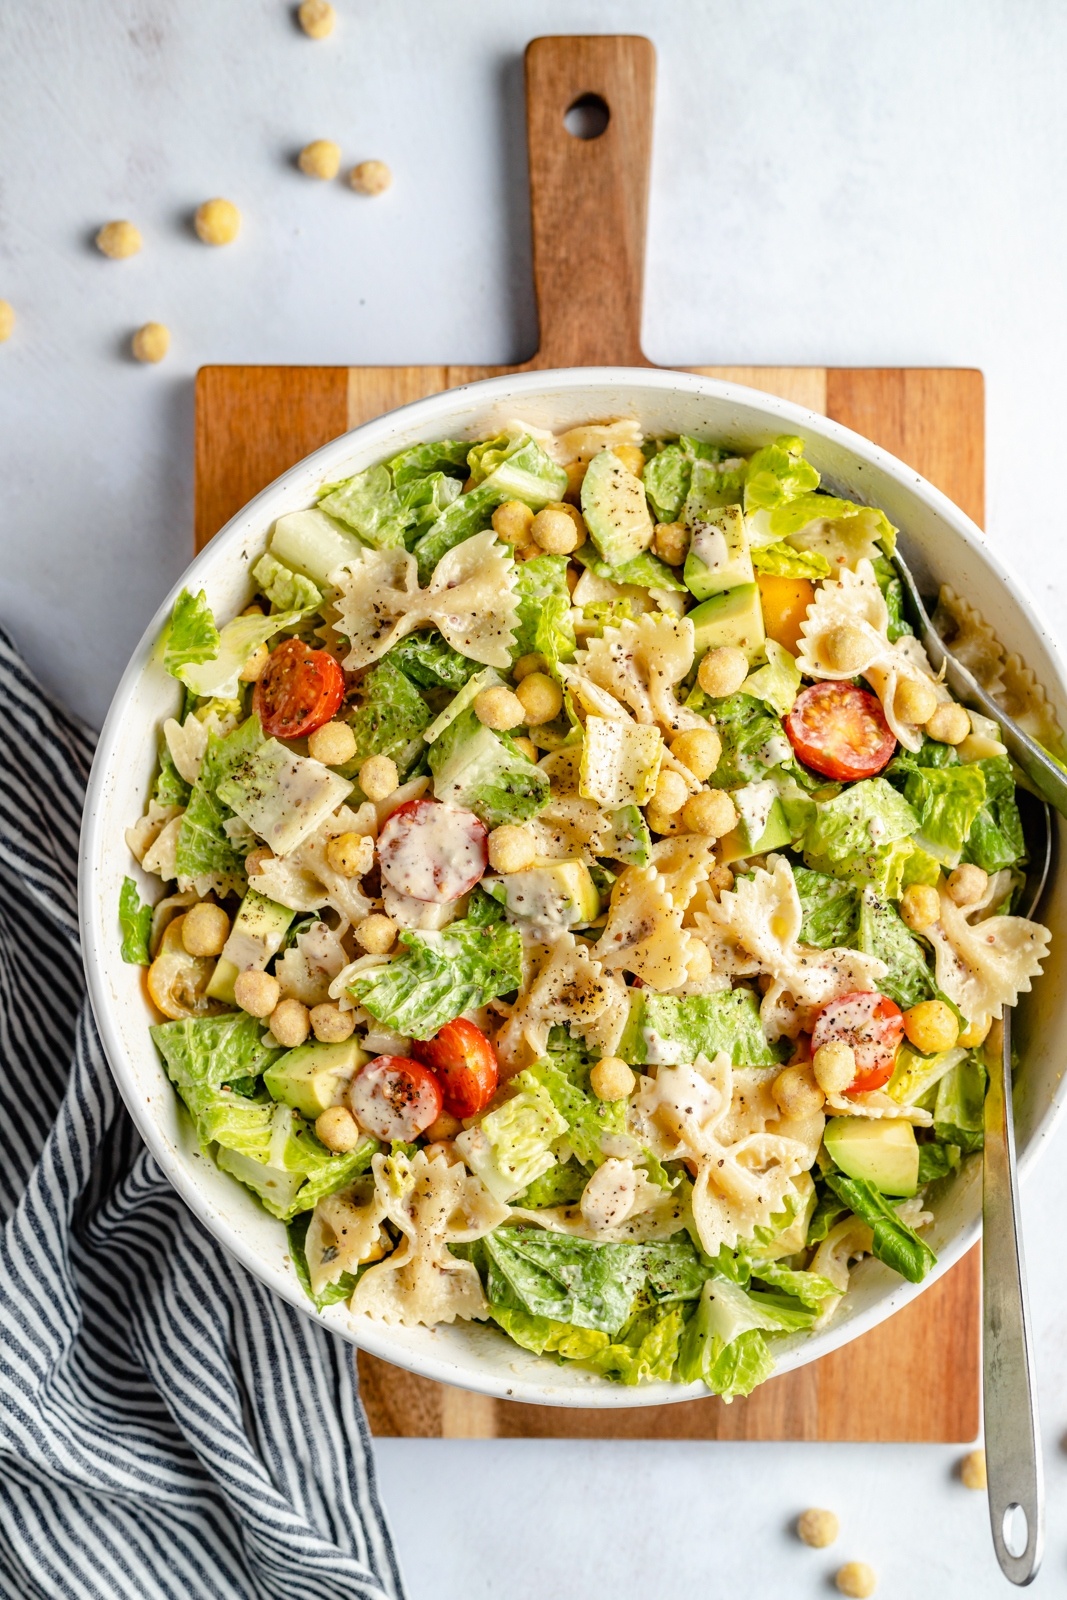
[892,546,1056,1586]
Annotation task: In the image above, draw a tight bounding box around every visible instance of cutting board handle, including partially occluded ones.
[524,36,655,369]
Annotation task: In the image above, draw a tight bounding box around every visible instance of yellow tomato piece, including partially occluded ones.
[147,916,224,1020]
[756,573,815,653]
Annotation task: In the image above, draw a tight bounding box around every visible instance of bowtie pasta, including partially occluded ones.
[123,421,1057,1401]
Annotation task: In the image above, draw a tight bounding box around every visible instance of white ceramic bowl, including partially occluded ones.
[81,369,1067,1407]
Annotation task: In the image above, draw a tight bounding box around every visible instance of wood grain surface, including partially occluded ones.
[192,34,982,1443]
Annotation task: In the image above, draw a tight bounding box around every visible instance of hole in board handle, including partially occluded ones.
[563,93,610,140]
[1002,1503,1028,1560]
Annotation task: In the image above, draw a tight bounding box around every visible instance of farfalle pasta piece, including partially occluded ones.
[570,970,631,1056]
[796,559,935,752]
[650,834,716,912]
[631,1054,823,1257]
[997,653,1066,755]
[821,1087,932,1127]
[351,1149,509,1327]
[576,613,706,734]
[810,1215,874,1327]
[702,857,886,1034]
[510,1161,690,1243]
[249,804,373,925]
[925,883,1050,1023]
[334,529,519,670]
[932,585,1006,695]
[305,1177,388,1299]
[596,864,690,989]
[495,932,617,1070]
[273,918,349,1005]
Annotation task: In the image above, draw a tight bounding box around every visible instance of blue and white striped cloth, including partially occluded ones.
[0,627,406,1600]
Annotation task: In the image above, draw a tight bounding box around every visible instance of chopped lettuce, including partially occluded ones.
[740,640,802,718]
[524,1058,625,1168]
[675,1277,812,1398]
[341,659,431,782]
[317,464,412,550]
[153,729,192,807]
[511,553,576,674]
[413,435,567,580]
[349,916,523,1040]
[385,632,482,690]
[887,1044,967,1107]
[621,989,787,1068]
[175,715,265,895]
[964,756,1025,873]
[516,1159,589,1209]
[823,1171,937,1282]
[856,887,935,1010]
[769,492,897,558]
[151,1012,284,1158]
[750,541,831,580]
[643,437,735,523]
[802,778,919,873]
[916,1140,962,1186]
[387,439,470,487]
[118,877,153,965]
[429,706,549,826]
[583,1303,686,1385]
[743,436,820,513]
[749,1259,838,1310]
[251,552,323,615]
[600,803,652,867]
[268,507,366,586]
[872,554,913,642]
[903,763,987,866]
[705,693,795,788]
[487,1304,612,1360]
[457,1079,568,1201]
[794,865,860,948]
[163,589,303,701]
[933,1055,986,1154]
[573,543,687,592]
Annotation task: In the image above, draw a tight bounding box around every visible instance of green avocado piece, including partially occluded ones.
[719,785,794,863]
[206,888,296,1003]
[824,1117,919,1198]
[263,1037,368,1120]
[498,859,601,927]
[683,504,753,601]
[580,448,655,567]
[690,583,766,663]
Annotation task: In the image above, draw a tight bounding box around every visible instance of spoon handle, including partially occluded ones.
[983,1017,1044,1586]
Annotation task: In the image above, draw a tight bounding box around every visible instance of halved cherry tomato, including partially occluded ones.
[252,638,346,741]
[377,798,488,903]
[812,990,905,1094]
[412,1018,499,1119]
[784,681,896,782]
[347,1056,443,1142]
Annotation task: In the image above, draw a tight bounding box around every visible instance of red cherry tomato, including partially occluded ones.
[412,1018,499,1119]
[784,681,896,781]
[252,638,346,741]
[347,1056,443,1142]
[377,798,488,903]
[812,990,905,1094]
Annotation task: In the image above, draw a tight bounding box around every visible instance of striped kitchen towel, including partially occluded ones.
[0,626,406,1600]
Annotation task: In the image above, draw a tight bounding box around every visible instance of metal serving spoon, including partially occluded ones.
[892,546,1056,1586]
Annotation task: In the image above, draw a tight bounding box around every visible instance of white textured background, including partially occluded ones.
[3,2,1067,1594]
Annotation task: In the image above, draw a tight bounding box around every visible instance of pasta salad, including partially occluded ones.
[120,419,1055,1399]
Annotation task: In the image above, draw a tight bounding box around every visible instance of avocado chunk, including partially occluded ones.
[264,1037,368,1121]
[498,859,601,927]
[683,504,753,601]
[718,781,794,863]
[207,888,296,1003]
[581,448,655,567]
[824,1117,919,1197]
[690,583,766,663]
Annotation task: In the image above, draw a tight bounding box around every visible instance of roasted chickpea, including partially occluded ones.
[234,969,280,1018]
[180,902,230,958]
[947,863,988,907]
[681,789,737,839]
[903,999,959,1054]
[812,1040,856,1096]
[358,754,398,801]
[652,769,689,816]
[926,702,970,745]
[589,1058,636,1101]
[894,676,939,726]
[310,1002,356,1043]
[697,646,749,699]
[308,720,357,765]
[492,500,534,547]
[670,727,721,781]
[355,913,397,954]
[316,1105,363,1152]
[488,824,537,874]
[475,686,526,731]
[325,831,372,878]
[900,882,941,931]
[298,139,341,180]
[516,672,562,726]
[270,998,311,1048]
[652,521,688,565]
[821,623,870,674]
[530,506,580,555]
[773,1065,825,1119]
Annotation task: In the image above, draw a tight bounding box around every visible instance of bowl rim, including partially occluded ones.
[79,365,1067,1407]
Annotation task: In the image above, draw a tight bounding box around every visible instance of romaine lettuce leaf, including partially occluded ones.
[516,1159,590,1209]
[349,916,523,1039]
[573,543,687,592]
[119,877,153,965]
[750,542,831,580]
[398,471,464,538]
[675,1278,794,1397]
[216,737,353,856]
[317,464,412,550]
[175,715,265,894]
[964,756,1025,873]
[916,1140,961,1186]
[743,436,820,513]
[153,729,192,807]
[523,1058,625,1168]
[802,778,919,872]
[385,632,483,690]
[642,437,732,522]
[163,589,219,679]
[340,658,431,782]
[740,640,802,718]
[887,1043,966,1107]
[151,1011,284,1159]
[585,1303,686,1385]
[750,1259,838,1309]
[903,763,987,865]
[488,1304,612,1359]
[429,706,549,826]
[621,989,787,1068]
[458,1079,568,1201]
[769,491,897,557]
[251,552,323,615]
[793,865,860,948]
[933,1055,986,1154]
[511,553,576,674]
[699,692,792,788]
[287,1211,358,1310]
[600,803,652,867]
[823,1171,937,1282]
[856,887,935,1010]
[387,438,470,485]
[413,435,568,580]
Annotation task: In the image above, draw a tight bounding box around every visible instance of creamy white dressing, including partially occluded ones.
[690,524,729,572]
[733,779,778,845]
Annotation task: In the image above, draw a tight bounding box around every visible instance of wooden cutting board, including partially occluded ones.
[194,35,981,1442]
